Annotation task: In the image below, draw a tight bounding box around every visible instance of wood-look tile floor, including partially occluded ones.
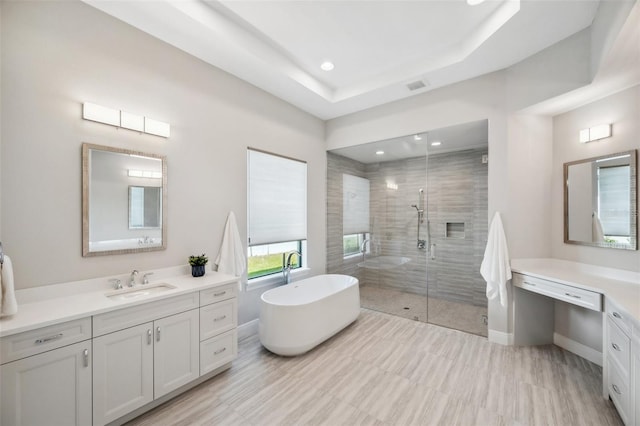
[127,309,622,426]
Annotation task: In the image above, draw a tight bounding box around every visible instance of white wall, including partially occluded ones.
[551,85,640,271]
[0,1,327,324]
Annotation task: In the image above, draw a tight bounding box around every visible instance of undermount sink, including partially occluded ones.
[105,283,176,301]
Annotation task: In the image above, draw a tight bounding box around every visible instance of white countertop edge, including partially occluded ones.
[0,268,239,338]
[511,258,640,324]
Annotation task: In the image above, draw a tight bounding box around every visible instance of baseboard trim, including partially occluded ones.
[488,329,514,345]
[238,318,259,341]
[553,332,602,366]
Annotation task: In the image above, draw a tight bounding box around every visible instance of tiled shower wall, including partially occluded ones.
[426,148,488,307]
[326,148,488,306]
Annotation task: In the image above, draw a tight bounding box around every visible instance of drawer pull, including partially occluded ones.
[612,312,623,320]
[611,343,621,351]
[35,333,64,344]
[564,292,582,299]
[214,347,227,355]
[523,281,536,286]
[214,315,227,322]
[612,384,622,395]
[83,349,89,367]
[213,291,227,297]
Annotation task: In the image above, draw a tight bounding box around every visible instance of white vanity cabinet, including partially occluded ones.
[0,318,93,426]
[0,272,239,426]
[604,298,640,426]
[199,284,238,376]
[92,294,200,425]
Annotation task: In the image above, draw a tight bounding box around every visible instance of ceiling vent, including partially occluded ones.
[406,80,427,91]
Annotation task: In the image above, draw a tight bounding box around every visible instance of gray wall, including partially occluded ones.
[0,1,327,326]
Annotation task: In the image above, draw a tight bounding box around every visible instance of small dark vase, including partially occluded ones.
[191,265,206,277]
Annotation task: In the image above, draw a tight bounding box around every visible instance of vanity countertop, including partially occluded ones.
[0,269,239,338]
[511,258,640,324]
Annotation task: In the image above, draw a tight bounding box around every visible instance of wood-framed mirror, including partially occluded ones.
[564,149,637,250]
[82,143,167,256]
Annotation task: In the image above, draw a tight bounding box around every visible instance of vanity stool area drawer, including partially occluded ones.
[512,273,602,311]
[200,329,237,376]
[200,298,237,341]
[1,317,92,364]
[607,318,631,376]
[200,283,237,306]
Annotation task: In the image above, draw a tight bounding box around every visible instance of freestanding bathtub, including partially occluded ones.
[259,274,360,356]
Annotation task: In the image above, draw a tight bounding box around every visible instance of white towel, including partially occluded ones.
[481,212,511,308]
[1,255,18,317]
[215,212,247,281]
[592,211,605,243]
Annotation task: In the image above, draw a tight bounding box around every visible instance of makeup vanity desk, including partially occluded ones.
[511,258,640,425]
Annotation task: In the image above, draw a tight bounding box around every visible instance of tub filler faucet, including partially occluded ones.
[283,251,301,284]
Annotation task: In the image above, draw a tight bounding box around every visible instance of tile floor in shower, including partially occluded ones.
[359,284,488,337]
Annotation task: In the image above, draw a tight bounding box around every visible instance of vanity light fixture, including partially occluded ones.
[82,102,171,138]
[376,150,385,155]
[83,102,120,127]
[431,141,442,146]
[579,124,611,143]
[320,61,335,71]
[386,182,398,190]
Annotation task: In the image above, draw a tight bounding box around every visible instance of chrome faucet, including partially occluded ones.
[142,272,154,285]
[128,270,139,287]
[283,251,301,284]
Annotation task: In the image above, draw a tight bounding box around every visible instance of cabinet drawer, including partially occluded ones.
[200,329,237,376]
[93,293,199,337]
[607,358,630,424]
[607,318,631,376]
[1,317,92,364]
[200,283,237,306]
[512,273,602,311]
[200,298,237,341]
[605,298,633,337]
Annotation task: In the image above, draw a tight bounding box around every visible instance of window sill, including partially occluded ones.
[245,267,311,292]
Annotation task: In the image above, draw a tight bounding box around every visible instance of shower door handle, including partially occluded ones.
[430,244,436,260]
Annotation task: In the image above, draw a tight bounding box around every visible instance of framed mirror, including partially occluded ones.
[564,149,637,250]
[82,143,167,256]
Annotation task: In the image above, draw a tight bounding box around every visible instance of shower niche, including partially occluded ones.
[327,120,489,336]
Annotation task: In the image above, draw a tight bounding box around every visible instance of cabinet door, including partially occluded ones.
[0,340,91,426]
[634,347,640,426]
[154,309,199,398]
[93,322,153,426]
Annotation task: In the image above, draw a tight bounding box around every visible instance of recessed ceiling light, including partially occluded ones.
[431,141,441,146]
[376,150,385,155]
[414,134,422,141]
[320,61,335,71]
[466,0,485,5]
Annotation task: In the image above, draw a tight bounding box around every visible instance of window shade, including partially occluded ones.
[598,165,630,236]
[343,174,370,234]
[248,149,307,246]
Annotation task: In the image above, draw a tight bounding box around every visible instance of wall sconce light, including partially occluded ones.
[579,124,611,143]
[82,102,171,138]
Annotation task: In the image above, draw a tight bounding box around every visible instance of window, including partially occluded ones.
[343,233,368,257]
[343,174,370,257]
[247,149,307,279]
[598,165,630,239]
